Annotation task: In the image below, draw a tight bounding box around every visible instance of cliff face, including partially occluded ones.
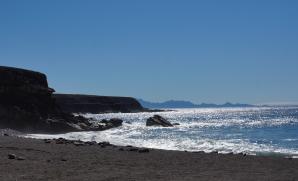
[53,94,144,114]
[0,66,145,133]
[0,66,89,133]
[0,66,58,112]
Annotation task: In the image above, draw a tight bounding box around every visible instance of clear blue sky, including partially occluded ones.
[1,0,298,104]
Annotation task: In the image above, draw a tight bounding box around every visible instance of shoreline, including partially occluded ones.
[3,128,298,159]
[1,132,298,180]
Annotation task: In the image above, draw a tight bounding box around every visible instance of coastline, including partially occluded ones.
[1,133,298,181]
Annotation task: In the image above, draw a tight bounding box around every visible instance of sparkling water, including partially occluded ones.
[28,107,298,156]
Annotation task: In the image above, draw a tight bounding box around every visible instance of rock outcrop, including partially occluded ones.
[0,66,126,133]
[146,115,173,127]
[0,66,90,133]
[53,94,145,114]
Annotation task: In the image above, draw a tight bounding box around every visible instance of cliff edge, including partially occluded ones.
[53,94,144,114]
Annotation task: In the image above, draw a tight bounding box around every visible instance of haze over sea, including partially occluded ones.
[29,106,298,157]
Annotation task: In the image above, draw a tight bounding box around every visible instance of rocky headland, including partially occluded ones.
[0,66,144,133]
[53,93,144,114]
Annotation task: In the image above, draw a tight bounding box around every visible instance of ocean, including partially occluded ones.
[28,106,298,157]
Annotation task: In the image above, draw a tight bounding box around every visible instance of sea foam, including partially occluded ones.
[26,107,298,156]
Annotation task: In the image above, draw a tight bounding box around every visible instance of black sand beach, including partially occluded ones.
[1,133,298,181]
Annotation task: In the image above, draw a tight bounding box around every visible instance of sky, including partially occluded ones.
[1,0,298,104]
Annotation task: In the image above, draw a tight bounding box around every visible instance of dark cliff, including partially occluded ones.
[0,66,139,133]
[53,94,144,114]
[0,66,90,133]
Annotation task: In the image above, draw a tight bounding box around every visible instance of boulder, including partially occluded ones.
[146,115,173,127]
[108,118,123,127]
[98,118,123,130]
[8,154,16,159]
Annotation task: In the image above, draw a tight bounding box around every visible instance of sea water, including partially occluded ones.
[27,107,298,156]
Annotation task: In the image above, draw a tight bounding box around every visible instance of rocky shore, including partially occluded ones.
[2,66,298,180]
[1,134,298,181]
[0,66,145,133]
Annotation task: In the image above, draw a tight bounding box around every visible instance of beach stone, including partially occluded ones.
[8,154,16,159]
[129,148,139,152]
[119,148,124,151]
[85,141,97,146]
[98,141,111,147]
[16,156,25,161]
[44,139,52,143]
[146,115,173,127]
[73,141,85,146]
[3,133,9,136]
[55,138,67,144]
[96,118,124,131]
[172,123,180,126]
[138,148,149,153]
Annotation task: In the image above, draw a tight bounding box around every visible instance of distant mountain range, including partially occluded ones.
[138,99,255,109]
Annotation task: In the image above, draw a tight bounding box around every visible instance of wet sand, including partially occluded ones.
[1,134,298,181]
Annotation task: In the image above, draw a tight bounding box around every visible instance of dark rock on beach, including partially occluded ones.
[146,115,173,127]
[8,154,16,159]
[138,148,150,153]
[99,118,123,128]
[98,141,112,148]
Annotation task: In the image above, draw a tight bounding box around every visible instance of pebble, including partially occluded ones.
[16,156,25,161]
[129,148,139,152]
[138,148,150,153]
[98,142,111,148]
[44,139,52,144]
[73,141,85,146]
[8,154,16,159]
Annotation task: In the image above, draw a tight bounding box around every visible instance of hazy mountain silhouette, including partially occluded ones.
[138,99,254,109]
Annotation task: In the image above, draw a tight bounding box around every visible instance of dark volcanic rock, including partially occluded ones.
[0,66,93,133]
[53,94,145,114]
[98,141,112,148]
[8,154,16,159]
[146,115,173,127]
[0,66,135,133]
[138,148,150,153]
[99,118,123,128]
